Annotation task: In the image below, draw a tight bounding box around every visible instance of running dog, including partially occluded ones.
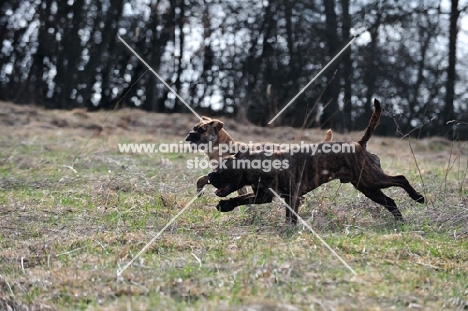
[208,99,425,223]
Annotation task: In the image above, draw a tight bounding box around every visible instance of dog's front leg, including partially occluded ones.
[197,176,249,197]
[217,191,273,212]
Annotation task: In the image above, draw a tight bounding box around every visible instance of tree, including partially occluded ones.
[443,0,467,137]
[341,0,352,132]
[320,0,341,130]
[0,0,466,138]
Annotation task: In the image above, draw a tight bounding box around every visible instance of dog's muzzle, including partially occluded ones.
[185,131,200,142]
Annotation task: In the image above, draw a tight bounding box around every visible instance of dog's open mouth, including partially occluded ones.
[214,184,233,197]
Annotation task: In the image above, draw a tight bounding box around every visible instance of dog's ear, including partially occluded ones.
[323,129,333,141]
[209,119,224,132]
[201,116,212,121]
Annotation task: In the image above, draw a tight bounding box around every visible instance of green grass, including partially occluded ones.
[0,110,467,310]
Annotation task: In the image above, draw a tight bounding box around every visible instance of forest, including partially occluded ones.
[1,0,467,138]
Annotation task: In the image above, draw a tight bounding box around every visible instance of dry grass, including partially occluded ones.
[0,101,467,310]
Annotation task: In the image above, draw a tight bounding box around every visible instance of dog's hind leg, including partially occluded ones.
[388,175,425,203]
[357,187,404,221]
[365,174,425,204]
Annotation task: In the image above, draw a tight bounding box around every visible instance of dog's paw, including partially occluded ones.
[415,194,425,204]
[217,200,236,212]
[410,192,425,204]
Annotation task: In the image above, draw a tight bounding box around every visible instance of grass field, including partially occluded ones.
[0,102,467,310]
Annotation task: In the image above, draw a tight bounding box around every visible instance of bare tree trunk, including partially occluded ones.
[361,13,381,129]
[82,0,124,110]
[341,0,352,132]
[321,0,340,130]
[173,0,185,113]
[443,0,460,136]
[55,0,85,109]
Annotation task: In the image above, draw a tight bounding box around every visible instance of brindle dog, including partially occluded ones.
[185,116,333,195]
[208,99,425,223]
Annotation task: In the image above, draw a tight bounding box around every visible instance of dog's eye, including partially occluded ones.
[192,126,198,131]
[197,128,205,134]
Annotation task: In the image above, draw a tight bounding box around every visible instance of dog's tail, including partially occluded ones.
[357,99,382,148]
